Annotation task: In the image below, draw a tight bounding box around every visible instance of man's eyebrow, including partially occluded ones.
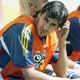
[50,23,57,26]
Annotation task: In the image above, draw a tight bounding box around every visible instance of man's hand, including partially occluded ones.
[57,20,70,42]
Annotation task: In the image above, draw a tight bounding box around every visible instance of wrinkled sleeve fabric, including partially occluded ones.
[3,23,34,68]
[68,17,80,50]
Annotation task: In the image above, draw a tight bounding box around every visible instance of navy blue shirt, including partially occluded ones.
[67,17,80,55]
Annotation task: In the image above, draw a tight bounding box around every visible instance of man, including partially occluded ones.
[67,5,80,61]
[0,1,70,80]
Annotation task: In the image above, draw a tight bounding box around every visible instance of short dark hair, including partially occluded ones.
[77,5,80,10]
[40,1,68,28]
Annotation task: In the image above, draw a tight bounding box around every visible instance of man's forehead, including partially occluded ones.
[42,12,58,23]
[48,17,58,23]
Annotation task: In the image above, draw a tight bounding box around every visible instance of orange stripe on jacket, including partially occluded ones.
[0,16,34,36]
[69,51,80,61]
[68,10,80,19]
[1,61,23,79]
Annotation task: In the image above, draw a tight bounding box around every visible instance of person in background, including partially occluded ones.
[19,0,48,16]
[0,1,71,80]
[67,5,80,62]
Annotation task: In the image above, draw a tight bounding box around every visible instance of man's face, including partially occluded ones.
[36,12,59,37]
[28,0,35,15]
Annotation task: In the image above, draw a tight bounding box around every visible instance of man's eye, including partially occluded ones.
[50,23,56,26]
